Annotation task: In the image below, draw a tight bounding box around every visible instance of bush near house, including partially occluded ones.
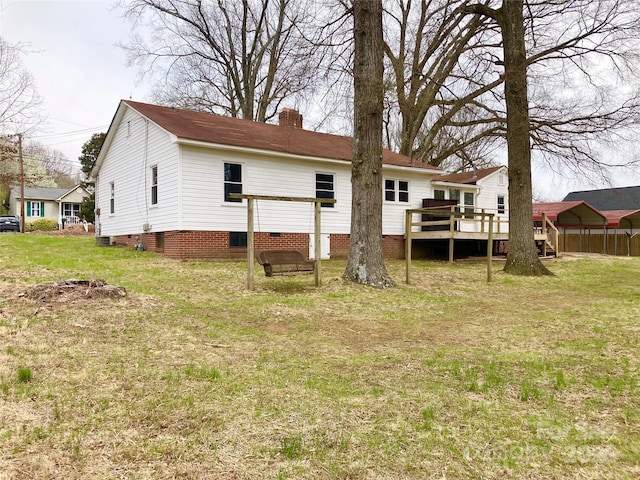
[26,219,58,232]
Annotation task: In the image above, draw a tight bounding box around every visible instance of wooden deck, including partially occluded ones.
[409,229,548,242]
[404,207,560,283]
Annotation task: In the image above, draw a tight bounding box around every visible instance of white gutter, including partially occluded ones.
[431,180,481,191]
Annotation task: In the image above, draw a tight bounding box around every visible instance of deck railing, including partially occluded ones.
[406,206,508,235]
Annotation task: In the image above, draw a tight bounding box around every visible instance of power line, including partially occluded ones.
[31,125,108,140]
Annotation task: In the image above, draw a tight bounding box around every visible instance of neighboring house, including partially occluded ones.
[9,185,91,226]
[91,100,510,260]
[563,186,640,210]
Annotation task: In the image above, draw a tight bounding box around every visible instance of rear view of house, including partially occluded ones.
[92,101,447,260]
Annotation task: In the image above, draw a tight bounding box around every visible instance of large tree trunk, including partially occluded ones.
[501,0,552,276]
[343,0,394,288]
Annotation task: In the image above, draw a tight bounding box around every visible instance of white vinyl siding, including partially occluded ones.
[181,146,352,234]
[96,107,179,236]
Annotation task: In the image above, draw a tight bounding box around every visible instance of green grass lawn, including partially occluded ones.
[0,234,638,479]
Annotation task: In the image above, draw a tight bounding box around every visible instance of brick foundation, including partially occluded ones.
[111,231,312,260]
[330,233,405,259]
[110,231,407,260]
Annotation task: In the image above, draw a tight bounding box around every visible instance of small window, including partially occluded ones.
[398,181,409,203]
[316,172,335,208]
[497,195,505,214]
[229,231,247,247]
[110,182,115,214]
[434,189,445,200]
[385,179,409,203]
[151,166,158,205]
[385,179,395,202]
[224,163,243,202]
[448,188,460,202]
[498,172,506,186]
[463,191,474,218]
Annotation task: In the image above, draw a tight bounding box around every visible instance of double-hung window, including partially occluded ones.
[497,195,506,214]
[27,201,44,218]
[151,166,158,205]
[385,179,409,203]
[315,172,335,208]
[448,188,460,203]
[224,163,243,203]
[110,182,115,214]
[62,203,80,218]
[463,192,474,218]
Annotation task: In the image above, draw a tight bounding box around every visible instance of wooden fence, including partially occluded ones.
[559,232,640,256]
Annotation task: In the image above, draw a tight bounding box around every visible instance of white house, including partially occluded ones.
[431,166,510,233]
[91,100,508,259]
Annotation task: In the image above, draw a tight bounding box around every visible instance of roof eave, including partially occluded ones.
[174,137,441,173]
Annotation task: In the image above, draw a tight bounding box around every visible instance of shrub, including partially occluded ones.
[27,219,59,232]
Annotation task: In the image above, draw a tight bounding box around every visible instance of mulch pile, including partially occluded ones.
[22,279,127,303]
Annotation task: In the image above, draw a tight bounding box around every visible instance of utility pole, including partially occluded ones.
[17,133,25,233]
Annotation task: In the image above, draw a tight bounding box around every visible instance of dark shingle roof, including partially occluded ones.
[563,186,640,211]
[11,186,71,201]
[123,100,441,172]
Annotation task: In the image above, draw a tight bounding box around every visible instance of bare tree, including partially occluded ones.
[343,0,394,287]
[0,38,43,133]
[24,142,77,188]
[384,0,640,176]
[460,0,549,275]
[382,0,504,170]
[120,0,327,123]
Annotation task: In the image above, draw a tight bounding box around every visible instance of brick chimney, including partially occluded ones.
[278,108,303,129]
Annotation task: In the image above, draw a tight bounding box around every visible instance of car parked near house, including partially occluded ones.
[0,215,21,232]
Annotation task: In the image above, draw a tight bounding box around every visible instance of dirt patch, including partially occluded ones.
[22,279,127,303]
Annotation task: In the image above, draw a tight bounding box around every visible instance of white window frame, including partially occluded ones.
[315,172,335,208]
[384,178,410,203]
[110,182,115,214]
[497,195,506,214]
[224,162,243,203]
[151,165,158,206]
[29,201,41,217]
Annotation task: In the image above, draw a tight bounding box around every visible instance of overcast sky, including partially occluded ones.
[1,0,149,171]
[1,0,638,199]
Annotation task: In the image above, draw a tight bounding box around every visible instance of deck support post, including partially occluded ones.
[542,213,548,257]
[314,200,321,287]
[449,206,455,263]
[247,198,255,290]
[487,214,493,282]
[405,210,412,284]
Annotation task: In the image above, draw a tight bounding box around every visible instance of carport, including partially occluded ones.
[602,210,640,255]
[532,201,607,253]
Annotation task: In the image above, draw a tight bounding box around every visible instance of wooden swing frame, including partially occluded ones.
[228,193,336,289]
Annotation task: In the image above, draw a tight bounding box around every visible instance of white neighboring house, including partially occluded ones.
[91,100,509,260]
[9,184,90,227]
